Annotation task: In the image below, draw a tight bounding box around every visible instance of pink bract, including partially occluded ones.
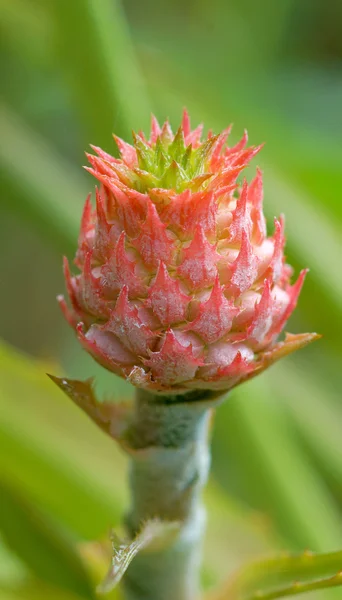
[59,111,318,393]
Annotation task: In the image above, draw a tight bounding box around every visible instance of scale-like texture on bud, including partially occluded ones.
[59,112,318,393]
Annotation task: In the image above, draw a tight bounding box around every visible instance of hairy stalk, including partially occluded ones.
[122,389,221,600]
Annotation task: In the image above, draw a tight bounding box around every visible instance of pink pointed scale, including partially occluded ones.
[93,187,112,260]
[211,165,243,197]
[90,145,117,164]
[148,261,189,325]
[186,276,239,344]
[249,168,266,244]
[225,130,248,157]
[144,329,204,386]
[111,183,147,238]
[113,135,137,168]
[229,179,252,243]
[85,161,134,193]
[80,251,109,317]
[101,232,146,299]
[186,191,217,238]
[270,269,308,338]
[77,323,134,375]
[214,350,255,382]
[150,115,162,144]
[268,216,285,282]
[78,194,94,247]
[210,126,232,170]
[247,275,274,344]
[229,229,259,295]
[103,286,156,356]
[181,109,191,139]
[201,342,254,379]
[256,332,320,375]
[133,201,174,269]
[63,257,83,317]
[86,153,117,178]
[162,190,217,238]
[178,225,220,290]
[75,194,95,267]
[229,144,264,169]
[160,120,173,144]
[57,295,79,329]
[186,124,204,148]
[86,170,145,237]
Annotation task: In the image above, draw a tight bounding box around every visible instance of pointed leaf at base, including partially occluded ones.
[97,520,179,594]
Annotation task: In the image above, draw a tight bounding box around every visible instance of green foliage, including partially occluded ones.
[0,341,126,540]
[0,482,94,598]
[211,549,342,600]
[52,0,151,147]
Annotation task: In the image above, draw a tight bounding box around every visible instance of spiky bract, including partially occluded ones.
[59,111,317,393]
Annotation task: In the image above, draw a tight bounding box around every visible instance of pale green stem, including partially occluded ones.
[122,389,220,600]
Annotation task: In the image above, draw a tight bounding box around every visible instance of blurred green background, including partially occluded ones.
[0,1,342,599]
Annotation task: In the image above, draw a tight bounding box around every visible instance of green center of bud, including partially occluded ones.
[132,127,218,193]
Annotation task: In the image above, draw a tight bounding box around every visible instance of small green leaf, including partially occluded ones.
[192,135,219,176]
[181,144,193,170]
[169,127,186,162]
[154,137,168,175]
[160,160,187,190]
[209,549,342,600]
[132,133,154,172]
[47,374,132,443]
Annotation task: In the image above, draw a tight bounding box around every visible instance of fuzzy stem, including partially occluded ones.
[122,388,219,600]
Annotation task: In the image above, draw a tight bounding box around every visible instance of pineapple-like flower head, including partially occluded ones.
[59,111,318,394]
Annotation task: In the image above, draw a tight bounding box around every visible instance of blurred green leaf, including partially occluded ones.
[213,376,342,551]
[210,549,342,600]
[0,339,127,540]
[263,168,342,302]
[0,0,52,65]
[203,482,274,589]
[267,364,342,490]
[0,481,94,598]
[0,580,94,600]
[0,103,86,255]
[0,539,28,586]
[51,0,151,147]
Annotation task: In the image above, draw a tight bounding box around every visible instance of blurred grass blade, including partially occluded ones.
[268,364,342,487]
[209,549,342,600]
[0,339,126,539]
[264,168,342,300]
[0,580,99,600]
[0,481,94,599]
[0,103,86,255]
[0,540,27,587]
[0,0,52,65]
[52,0,151,147]
[214,377,342,551]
